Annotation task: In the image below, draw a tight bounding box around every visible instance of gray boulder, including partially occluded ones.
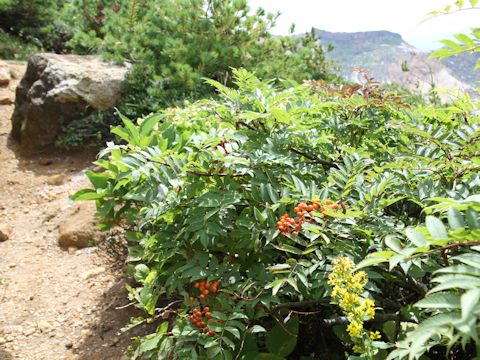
[11,53,129,154]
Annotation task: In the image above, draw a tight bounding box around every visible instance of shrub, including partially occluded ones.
[0,0,70,52]
[54,112,118,150]
[0,29,39,60]
[75,68,480,359]
[63,0,335,114]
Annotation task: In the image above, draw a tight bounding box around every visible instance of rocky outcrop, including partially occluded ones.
[11,53,129,155]
[0,60,10,87]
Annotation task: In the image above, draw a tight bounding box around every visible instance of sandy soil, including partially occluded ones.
[0,62,143,360]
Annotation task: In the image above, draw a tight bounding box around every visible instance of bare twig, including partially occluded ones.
[288,147,338,169]
[270,299,329,313]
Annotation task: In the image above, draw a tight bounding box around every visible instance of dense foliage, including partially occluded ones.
[61,0,334,114]
[0,0,69,54]
[75,69,480,359]
[0,29,39,60]
[8,0,333,148]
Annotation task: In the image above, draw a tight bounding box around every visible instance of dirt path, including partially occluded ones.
[0,63,141,360]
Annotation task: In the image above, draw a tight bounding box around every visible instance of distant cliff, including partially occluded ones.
[307,29,479,98]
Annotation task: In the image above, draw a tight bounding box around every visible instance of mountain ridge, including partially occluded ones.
[307,28,479,99]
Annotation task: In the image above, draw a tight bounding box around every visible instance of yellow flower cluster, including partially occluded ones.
[328,257,380,353]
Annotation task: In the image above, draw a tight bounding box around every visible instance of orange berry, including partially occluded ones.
[211,287,217,293]
[331,203,339,209]
[203,306,210,313]
[199,322,205,327]
[208,330,215,336]
[193,308,199,313]
[194,282,199,288]
[203,289,209,295]
[199,294,205,300]
[205,312,211,318]
[213,280,220,287]
[293,231,299,236]
[294,207,300,213]
[205,281,211,288]
[326,199,333,205]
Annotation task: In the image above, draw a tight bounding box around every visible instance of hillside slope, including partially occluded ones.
[311,29,479,98]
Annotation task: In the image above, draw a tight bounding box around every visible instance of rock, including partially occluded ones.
[46,174,68,186]
[11,53,129,155]
[0,224,11,242]
[80,329,93,337]
[81,266,106,280]
[57,202,104,248]
[38,157,53,166]
[67,246,78,255]
[0,91,13,105]
[0,60,10,87]
[23,327,36,336]
[37,320,53,333]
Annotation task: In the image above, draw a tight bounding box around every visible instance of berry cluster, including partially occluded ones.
[276,213,305,236]
[276,199,339,236]
[189,307,215,336]
[192,280,220,301]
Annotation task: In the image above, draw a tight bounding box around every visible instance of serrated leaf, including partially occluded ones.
[405,228,428,247]
[452,253,480,269]
[425,216,448,240]
[415,292,461,309]
[71,189,104,201]
[466,208,480,229]
[250,325,267,333]
[461,288,480,321]
[448,207,465,230]
[272,244,303,255]
[385,236,403,253]
[356,255,390,269]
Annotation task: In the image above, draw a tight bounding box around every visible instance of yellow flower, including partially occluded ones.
[364,298,375,319]
[347,320,363,338]
[352,344,365,353]
[328,256,378,355]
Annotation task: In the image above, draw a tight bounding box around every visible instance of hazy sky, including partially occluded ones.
[249,0,480,50]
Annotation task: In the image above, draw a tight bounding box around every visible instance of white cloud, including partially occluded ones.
[249,0,480,50]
